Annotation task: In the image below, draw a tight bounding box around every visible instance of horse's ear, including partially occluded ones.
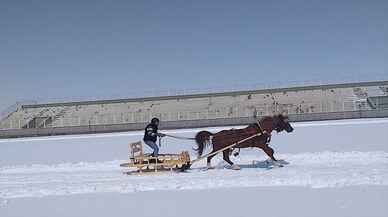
[280,112,289,119]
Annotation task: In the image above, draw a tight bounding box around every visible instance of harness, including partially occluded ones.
[231,120,272,157]
[256,120,272,144]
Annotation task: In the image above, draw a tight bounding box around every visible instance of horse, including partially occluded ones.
[194,114,294,170]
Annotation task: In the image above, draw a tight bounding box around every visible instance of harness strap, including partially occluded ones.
[190,132,263,165]
[256,119,271,144]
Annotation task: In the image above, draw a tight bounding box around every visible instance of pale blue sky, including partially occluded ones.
[1,0,387,111]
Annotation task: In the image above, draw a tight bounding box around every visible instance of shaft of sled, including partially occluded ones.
[190,132,263,165]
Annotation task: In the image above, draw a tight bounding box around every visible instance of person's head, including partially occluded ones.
[151,117,160,126]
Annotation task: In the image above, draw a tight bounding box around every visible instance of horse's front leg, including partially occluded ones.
[223,150,240,170]
[262,145,277,161]
[261,145,283,167]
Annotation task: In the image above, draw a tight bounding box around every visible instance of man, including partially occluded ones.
[143,117,165,157]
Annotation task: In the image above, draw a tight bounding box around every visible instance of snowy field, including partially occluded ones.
[1,118,388,217]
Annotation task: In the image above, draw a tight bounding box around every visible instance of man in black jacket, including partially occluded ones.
[143,117,165,157]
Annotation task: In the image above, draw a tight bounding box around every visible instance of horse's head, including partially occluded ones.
[273,114,294,133]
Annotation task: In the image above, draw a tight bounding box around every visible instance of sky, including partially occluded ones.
[0,0,387,112]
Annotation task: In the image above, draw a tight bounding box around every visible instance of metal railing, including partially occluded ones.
[5,78,388,107]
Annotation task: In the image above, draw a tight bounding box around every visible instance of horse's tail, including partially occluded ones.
[194,131,213,157]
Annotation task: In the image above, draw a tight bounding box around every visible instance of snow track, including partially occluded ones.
[1,151,388,199]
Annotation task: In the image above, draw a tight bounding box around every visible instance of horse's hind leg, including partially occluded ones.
[223,150,240,170]
[207,151,216,169]
[222,149,234,166]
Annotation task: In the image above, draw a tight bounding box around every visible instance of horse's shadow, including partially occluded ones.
[239,159,290,169]
[193,159,290,171]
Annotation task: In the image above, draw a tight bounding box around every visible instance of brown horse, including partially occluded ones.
[194,114,294,169]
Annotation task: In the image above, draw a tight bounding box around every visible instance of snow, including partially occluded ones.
[1,118,388,217]
[1,151,388,199]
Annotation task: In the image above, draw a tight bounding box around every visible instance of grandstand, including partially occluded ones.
[0,81,387,138]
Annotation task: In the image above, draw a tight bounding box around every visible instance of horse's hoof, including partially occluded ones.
[272,161,283,168]
[206,163,215,170]
[231,164,241,170]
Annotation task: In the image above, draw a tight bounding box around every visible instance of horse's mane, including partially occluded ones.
[259,114,287,123]
[257,115,273,125]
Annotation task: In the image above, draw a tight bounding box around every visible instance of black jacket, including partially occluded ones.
[143,123,158,142]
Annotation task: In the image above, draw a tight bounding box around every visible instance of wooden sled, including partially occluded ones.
[120,141,190,174]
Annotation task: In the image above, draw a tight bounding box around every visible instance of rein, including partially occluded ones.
[163,119,272,143]
[164,134,196,140]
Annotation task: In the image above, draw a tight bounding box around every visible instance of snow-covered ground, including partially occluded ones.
[1,118,388,217]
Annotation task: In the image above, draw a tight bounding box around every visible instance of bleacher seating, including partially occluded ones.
[1,82,387,129]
